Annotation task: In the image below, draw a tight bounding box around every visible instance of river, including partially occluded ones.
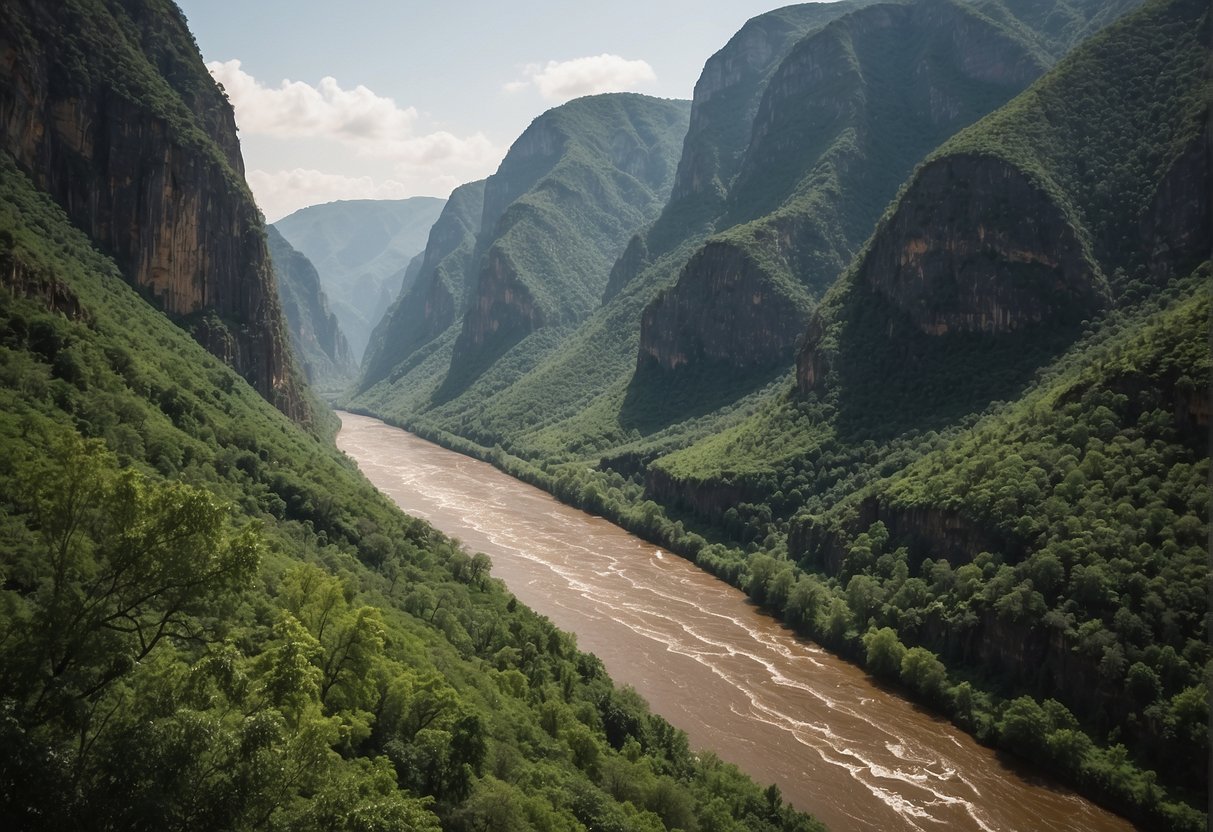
[336,412,1136,832]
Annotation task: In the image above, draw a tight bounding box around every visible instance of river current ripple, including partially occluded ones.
[336,412,1135,832]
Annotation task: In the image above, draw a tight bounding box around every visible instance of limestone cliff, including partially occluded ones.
[0,0,308,421]
[859,155,1102,333]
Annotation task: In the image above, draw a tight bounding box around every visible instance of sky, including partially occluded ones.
[176,0,805,221]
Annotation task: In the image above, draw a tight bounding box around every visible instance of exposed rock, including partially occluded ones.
[602,233,649,302]
[856,154,1106,336]
[0,0,308,420]
[638,240,808,371]
[457,248,543,353]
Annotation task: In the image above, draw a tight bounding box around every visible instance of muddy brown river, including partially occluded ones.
[336,412,1136,832]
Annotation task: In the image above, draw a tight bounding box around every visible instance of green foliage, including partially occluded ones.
[0,131,823,832]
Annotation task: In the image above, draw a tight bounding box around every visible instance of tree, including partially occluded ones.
[862,627,906,680]
[900,647,947,701]
[4,432,260,722]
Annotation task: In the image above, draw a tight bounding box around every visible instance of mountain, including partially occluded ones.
[346,0,1206,827]
[356,93,692,422]
[632,0,1210,825]
[0,0,309,423]
[274,197,447,362]
[267,226,357,392]
[0,3,827,831]
[360,179,487,393]
[638,0,1049,378]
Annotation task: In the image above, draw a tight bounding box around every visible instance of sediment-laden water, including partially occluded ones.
[337,412,1134,832]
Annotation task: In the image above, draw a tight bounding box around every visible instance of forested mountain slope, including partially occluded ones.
[0,3,827,830]
[0,0,310,422]
[274,197,446,362]
[356,94,691,420]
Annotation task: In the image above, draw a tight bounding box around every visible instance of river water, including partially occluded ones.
[336,412,1135,832]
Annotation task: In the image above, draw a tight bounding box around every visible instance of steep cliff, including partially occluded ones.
[638,240,810,371]
[267,226,356,389]
[0,0,309,421]
[639,0,1049,376]
[274,197,446,361]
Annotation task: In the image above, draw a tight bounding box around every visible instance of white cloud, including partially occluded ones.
[505,54,656,102]
[207,61,507,218]
[209,59,418,142]
[250,169,417,222]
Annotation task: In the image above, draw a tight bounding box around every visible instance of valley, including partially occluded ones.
[338,411,1137,832]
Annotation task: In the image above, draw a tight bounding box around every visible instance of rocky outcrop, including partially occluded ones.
[857,154,1106,336]
[797,152,1108,394]
[790,498,1014,574]
[455,248,543,356]
[645,465,759,519]
[0,0,307,421]
[602,233,649,303]
[638,240,809,371]
[795,313,831,394]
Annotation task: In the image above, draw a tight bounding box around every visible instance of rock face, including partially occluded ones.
[0,0,308,421]
[864,155,1102,333]
[458,249,543,354]
[638,240,809,371]
[640,0,1048,377]
[795,154,1107,395]
[267,227,356,386]
[1143,125,1211,283]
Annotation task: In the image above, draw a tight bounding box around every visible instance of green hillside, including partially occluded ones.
[0,145,824,832]
[356,93,692,421]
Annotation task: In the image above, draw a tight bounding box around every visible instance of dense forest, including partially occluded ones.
[0,1,829,830]
[349,0,1210,829]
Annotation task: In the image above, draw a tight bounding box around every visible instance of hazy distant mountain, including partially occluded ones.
[267,226,357,392]
[274,197,446,361]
